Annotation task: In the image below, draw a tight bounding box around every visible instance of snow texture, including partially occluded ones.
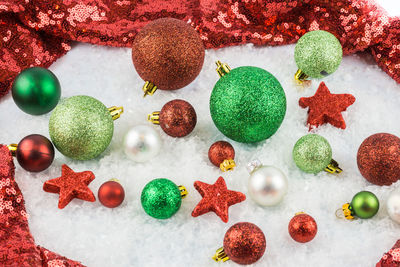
[1,43,400,267]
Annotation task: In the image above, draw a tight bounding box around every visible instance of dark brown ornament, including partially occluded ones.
[357,133,400,186]
[208,141,235,171]
[15,134,54,172]
[132,18,205,95]
[149,99,197,137]
[288,213,317,243]
[223,222,266,265]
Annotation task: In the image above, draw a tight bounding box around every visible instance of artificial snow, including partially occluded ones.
[1,43,400,267]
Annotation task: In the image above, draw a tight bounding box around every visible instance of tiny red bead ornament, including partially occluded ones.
[208,141,235,171]
[192,176,245,223]
[223,222,266,265]
[299,82,355,130]
[16,134,54,172]
[98,180,125,208]
[357,133,400,186]
[159,99,197,137]
[288,213,318,243]
[43,164,96,209]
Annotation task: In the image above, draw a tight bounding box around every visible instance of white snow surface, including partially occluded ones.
[1,43,400,267]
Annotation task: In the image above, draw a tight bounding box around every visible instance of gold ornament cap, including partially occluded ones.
[142,81,158,97]
[147,111,160,125]
[335,203,355,220]
[212,247,230,262]
[220,159,236,172]
[324,159,343,174]
[179,185,188,199]
[108,106,124,120]
[216,61,231,77]
[294,69,309,83]
[7,144,18,157]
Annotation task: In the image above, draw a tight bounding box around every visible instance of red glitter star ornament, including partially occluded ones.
[192,176,246,223]
[299,82,355,130]
[43,164,96,209]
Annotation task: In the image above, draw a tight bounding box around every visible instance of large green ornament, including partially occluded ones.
[12,67,61,115]
[293,134,332,174]
[49,95,122,160]
[294,30,342,80]
[350,191,379,219]
[210,63,286,143]
[141,178,185,219]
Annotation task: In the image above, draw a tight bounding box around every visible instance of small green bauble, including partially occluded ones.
[294,30,343,78]
[141,178,182,219]
[210,65,286,143]
[12,67,61,115]
[350,191,379,219]
[49,95,114,160]
[293,134,332,174]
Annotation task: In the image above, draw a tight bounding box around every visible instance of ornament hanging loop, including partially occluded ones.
[216,61,231,77]
[336,203,356,220]
[108,106,124,120]
[178,185,188,198]
[212,247,230,262]
[7,144,18,157]
[220,159,236,172]
[294,69,309,83]
[324,159,343,174]
[147,112,160,125]
[142,81,157,97]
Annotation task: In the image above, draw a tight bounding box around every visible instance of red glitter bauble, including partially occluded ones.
[159,99,197,137]
[132,18,205,91]
[288,213,318,243]
[16,134,54,172]
[223,222,266,265]
[208,141,235,167]
[98,180,125,208]
[357,133,400,186]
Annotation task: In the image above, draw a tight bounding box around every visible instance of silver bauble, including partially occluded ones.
[124,125,162,162]
[387,188,400,224]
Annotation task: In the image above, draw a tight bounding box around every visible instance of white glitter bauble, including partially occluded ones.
[124,125,162,163]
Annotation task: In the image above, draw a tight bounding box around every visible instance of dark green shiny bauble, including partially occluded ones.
[141,178,182,219]
[49,95,114,160]
[210,66,286,143]
[12,67,61,115]
[351,191,379,219]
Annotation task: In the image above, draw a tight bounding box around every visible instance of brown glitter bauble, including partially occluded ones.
[288,213,317,243]
[159,99,197,137]
[208,141,235,167]
[132,18,205,90]
[357,133,400,186]
[223,222,266,265]
[16,134,54,172]
[98,181,125,208]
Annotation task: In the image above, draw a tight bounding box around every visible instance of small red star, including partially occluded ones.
[191,176,246,223]
[43,164,96,209]
[299,82,355,130]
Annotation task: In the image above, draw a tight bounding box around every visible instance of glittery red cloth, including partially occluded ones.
[0,145,85,266]
[0,0,399,99]
[377,240,400,267]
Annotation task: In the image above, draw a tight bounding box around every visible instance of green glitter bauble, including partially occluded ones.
[12,67,61,115]
[210,66,286,143]
[350,191,379,219]
[292,134,332,174]
[294,30,343,78]
[141,178,182,219]
[49,95,114,160]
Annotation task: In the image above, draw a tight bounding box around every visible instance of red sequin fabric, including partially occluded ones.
[0,0,399,99]
[377,240,400,267]
[0,145,84,266]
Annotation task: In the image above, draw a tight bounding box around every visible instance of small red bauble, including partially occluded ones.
[223,222,266,265]
[357,133,400,186]
[288,213,317,243]
[132,18,205,94]
[149,99,197,137]
[16,134,54,172]
[208,141,235,171]
[98,180,125,208]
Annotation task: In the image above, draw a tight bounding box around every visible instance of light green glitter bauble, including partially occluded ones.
[210,66,286,143]
[292,134,332,174]
[294,30,343,78]
[49,95,114,160]
[141,178,182,219]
